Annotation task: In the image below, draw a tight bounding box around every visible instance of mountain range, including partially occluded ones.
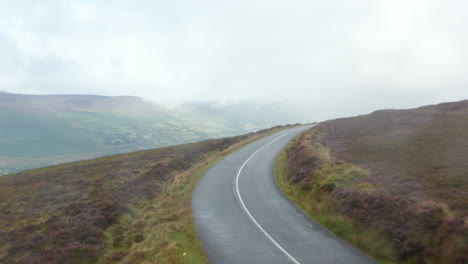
[0,91,307,174]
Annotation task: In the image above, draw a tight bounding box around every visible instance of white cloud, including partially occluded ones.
[0,0,467,120]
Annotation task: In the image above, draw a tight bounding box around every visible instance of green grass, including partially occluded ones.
[0,109,98,157]
[0,108,289,174]
[0,110,227,173]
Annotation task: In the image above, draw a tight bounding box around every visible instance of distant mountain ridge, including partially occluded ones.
[0,92,161,115]
[0,91,307,174]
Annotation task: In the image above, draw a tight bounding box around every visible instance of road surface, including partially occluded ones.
[192,126,376,264]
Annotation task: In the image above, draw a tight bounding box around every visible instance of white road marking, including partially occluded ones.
[235,128,303,264]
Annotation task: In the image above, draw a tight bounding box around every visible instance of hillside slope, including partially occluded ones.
[0,126,288,263]
[278,100,467,264]
[0,91,305,174]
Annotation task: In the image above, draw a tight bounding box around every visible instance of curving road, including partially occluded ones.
[192,126,376,264]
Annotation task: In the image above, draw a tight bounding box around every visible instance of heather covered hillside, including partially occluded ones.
[322,100,468,216]
[278,100,467,264]
[0,126,287,263]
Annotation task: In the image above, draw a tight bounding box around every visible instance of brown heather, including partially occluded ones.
[280,100,468,264]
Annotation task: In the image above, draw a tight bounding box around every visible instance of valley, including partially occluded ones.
[0,91,306,174]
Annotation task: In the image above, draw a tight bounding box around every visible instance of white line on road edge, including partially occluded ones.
[235,127,303,264]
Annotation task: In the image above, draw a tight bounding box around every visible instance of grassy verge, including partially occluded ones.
[103,143,248,263]
[102,126,294,263]
[274,132,399,264]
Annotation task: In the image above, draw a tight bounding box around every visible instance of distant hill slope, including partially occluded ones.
[280,100,467,264]
[0,91,305,174]
[0,125,289,263]
[322,100,468,215]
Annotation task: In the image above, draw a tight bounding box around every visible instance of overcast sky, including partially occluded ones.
[1,0,467,120]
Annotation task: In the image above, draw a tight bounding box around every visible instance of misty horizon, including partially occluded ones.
[1,0,467,121]
[3,89,466,124]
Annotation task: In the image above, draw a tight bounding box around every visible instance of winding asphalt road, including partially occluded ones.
[192,126,376,264]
